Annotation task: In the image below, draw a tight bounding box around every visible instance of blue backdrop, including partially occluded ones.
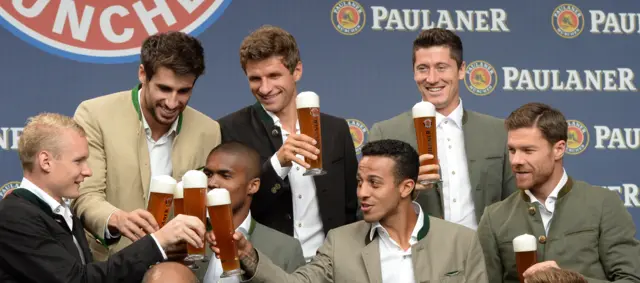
[1,0,638,238]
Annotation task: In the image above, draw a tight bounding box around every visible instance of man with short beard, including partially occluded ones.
[477,102,640,283]
[72,31,221,260]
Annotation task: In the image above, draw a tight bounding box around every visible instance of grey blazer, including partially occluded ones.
[368,109,516,223]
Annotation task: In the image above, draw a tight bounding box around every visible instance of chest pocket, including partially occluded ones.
[439,271,466,283]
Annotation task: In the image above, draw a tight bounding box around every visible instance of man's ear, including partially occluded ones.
[399,179,415,199]
[247,178,260,195]
[38,150,54,173]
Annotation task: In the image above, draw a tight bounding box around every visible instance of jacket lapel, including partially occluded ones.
[251,102,283,153]
[73,215,93,262]
[132,86,152,199]
[362,234,383,283]
[411,241,431,282]
[461,110,485,219]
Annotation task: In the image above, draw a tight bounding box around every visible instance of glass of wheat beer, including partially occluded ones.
[296,91,326,176]
[182,170,208,262]
[173,181,184,216]
[513,234,538,283]
[207,188,244,277]
[412,101,441,185]
[146,175,176,228]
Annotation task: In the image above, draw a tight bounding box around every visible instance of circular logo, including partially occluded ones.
[1,181,20,200]
[331,1,366,35]
[0,0,232,63]
[310,108,320,117]
[566,120,589,155]
[347,119,368,155]
[464,60,498,96]
[552,4,584,39]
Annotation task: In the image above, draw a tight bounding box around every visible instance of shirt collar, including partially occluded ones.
[237,211,253,240]
[138,87,179,137]
[261,104,300,133]
[369,201,424,241]
[435,98,464,128]
[525,168,568,211]
[19,177,68,215]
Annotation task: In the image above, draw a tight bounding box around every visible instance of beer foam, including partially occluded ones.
[182,170,208,189]
[206,188,231,206]
[296,91,320,109]
[150,175,177,194]
[513,234,537,252]
[174,181,184,199]
[412,101,436,118]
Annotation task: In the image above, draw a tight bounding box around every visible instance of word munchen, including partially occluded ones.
[370,7,509,32]
[604,184,640,208]
[594,126,640,149]
[590,10,640,35]
[502,67,637,91]
[0,128,23,151]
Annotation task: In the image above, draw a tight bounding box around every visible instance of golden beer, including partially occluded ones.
[182,170,208,261]
[207,188,243,277]
[147,175,176,228]
[412,101,438,169]
[296,91,326,176]
[173,181,184,216]
[513,234,538,283]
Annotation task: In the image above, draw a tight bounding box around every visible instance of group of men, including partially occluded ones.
[0,25,637,283]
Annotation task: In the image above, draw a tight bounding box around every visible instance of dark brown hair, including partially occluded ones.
[525,268,587,283]
[239,25,300,74]
[505,102,568,146]
[140,31,205,81]
[413,28,463,68]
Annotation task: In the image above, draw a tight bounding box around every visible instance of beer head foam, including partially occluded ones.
[206,188,231,206]
[296,91,320,109]
[182,170,208,189]
[513,234,537,252]
[412,101,436,118]
[174,181,184,199]
[150,175,177,194]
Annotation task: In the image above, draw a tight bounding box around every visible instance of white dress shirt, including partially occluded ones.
[525,168,568,235]
[103,87,177,250]
[204,211,253,283]
[369,202,424,283]
[435,99,478,230]
[264,107,325,262]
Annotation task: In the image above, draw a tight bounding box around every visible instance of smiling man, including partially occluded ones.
[217,25,358,262]
[368,28,515,230]
[71,31,221,261]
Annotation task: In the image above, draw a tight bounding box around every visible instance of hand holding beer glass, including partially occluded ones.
[146,175,177,228]
[207,188,244,278]
[183,170,208,262]
[296,91,326,176]
[412,101,442,187]
[513,234,538,283]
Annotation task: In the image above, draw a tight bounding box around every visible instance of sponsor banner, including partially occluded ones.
[347,119,368,158]
[605,184,640,208]
[0,127,23,151]
[553,4,640,38]
[0,181,19,200]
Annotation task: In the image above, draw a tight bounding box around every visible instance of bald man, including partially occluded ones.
[142,262,198,283]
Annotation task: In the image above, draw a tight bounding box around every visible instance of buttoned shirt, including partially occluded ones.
[525,168,568,235]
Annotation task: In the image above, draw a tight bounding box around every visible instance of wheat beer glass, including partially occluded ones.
[173,181,184,216]
[147,175,176,228]
[296,91,326,176]
[182,170,208,262]
[513,234,538,283]
[412,101,441,185]
[207,188,244,277]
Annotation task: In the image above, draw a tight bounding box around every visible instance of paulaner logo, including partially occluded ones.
[0,0,232,63]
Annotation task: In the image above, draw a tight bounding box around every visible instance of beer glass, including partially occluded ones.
[296,91,326,176]
[182,170,208,262]
[207,188,244,278]
[513,234,538,283]
[146,175,176,228]
[173,181,184,216]
[412,101,442,185]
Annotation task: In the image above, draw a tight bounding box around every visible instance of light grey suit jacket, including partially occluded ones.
[368,109,516,223]
[195,220,305,281]
[246,215,488,283]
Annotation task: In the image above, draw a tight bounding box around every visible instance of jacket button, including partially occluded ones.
[286,214,292,220]
[538,235,546,244]
[528,206,536,216]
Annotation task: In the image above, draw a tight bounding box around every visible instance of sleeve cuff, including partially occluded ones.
[150,234,168,260]
[104,211,121,239]
[270,153,291,179]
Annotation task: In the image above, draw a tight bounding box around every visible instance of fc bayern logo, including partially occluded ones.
[331,1,365,35]
[566,119,589,155]
[0,0,232,64]
[552,4,584,39]
[464,60,498,96]
[347,119,368,155]
[0,181,20,200]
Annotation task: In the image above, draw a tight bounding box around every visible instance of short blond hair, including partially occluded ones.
[525,268,587,283]
[18,113,86,172]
